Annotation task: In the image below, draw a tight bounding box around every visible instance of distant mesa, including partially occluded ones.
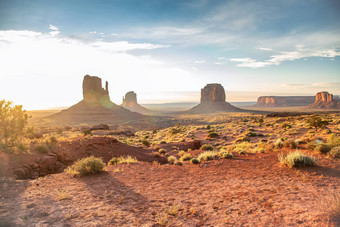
[121,91,152,114]
[255,96,315,107]
[187,83,242,113]
[308,91,340,109]
[49,75,143,124]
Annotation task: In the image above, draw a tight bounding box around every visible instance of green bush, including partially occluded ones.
[108,157,119,165]
[66,156,105,176]
[329,146,340,158]
[279,151,316,168]
[201,144,214,151]
[219,150,233,159]
[197,151,219,162]
[35,144,49,154]
[179,153,192,161]
[190,158,200,164]
[314,144,332,154]
[305,116,329,131]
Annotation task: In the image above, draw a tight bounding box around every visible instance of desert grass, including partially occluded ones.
[279,151,316,168]
[65,156,105,176]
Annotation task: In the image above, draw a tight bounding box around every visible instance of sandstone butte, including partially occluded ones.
[308,91,340,109]
[188,83,243,113]
[48,75,143,124]
[121,91,152,115]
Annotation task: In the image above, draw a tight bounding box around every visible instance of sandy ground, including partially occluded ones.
[1,151,339,227]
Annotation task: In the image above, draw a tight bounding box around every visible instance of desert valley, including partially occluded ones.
[1,1,340,226]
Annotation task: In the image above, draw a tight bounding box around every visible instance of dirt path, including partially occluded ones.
[1,152,339,226]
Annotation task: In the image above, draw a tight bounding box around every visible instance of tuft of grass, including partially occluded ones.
[65,156,105,176]
[190,158,200,164]
[274,138,284,148]
[283,139,297,149]
[57,189,70,200]
[110,156,138,165]
[201,144,214,151]
[314,144,331,154]
[159,149,167,154]
[207,132,219,138]
[141,139,151,147]
[234,141,253,154]
[156,213,168,226]
[328,134,340,147]
[219,150,233,159]
[319,190,340,221]
[167,156,177,164]
[179,153,192,161]
[197,151,219,162]
[35,144,49,154]
[165,204,180,216]
[279,151,316,168]
[329,146,340,159]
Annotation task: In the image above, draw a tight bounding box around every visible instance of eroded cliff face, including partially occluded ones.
[83,75,110,104]
[255,96,315,107]
[308,91,340,109]
[201,84,226,103]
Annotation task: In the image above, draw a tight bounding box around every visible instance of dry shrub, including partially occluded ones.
[66,156,105,176]
[197,151,219,162]
[329,146,340,159]
[279,151,316,168]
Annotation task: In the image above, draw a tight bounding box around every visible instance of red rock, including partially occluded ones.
[121,91,151,114]
[82,75,109,104]
[201,83,225,103]
[308,91,340,109]
[255,96,314,107]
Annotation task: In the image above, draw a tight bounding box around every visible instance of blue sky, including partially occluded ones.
[0,0,339,109]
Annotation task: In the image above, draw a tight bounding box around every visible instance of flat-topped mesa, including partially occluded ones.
[255,96,315,107]
[308,91,340,109]
[201,83,226,103]
[122,91,137,108]
[315,91,333,103]
[82,75,110,103]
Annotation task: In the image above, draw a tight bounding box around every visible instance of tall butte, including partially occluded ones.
[188,83,242,113]
[49,75,143,124]
[308,91,340,109]
[121,91,151,114]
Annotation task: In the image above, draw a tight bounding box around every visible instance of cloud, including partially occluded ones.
[230,47,340,68]
[193,60,205,64]
[49,25,58,30]
[49,24,60,36]
[257,47,272,51]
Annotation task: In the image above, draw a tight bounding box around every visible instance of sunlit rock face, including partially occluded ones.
[200,83,226,103]
[82,75,110,106]
[188,83,242,113]
[121,91,152,115]
[308,91,340,109]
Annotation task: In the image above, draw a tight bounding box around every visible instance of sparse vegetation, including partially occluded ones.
[35,144,49,154]
[198,151,219,162]
[65,156,105,176]
[219,150,233,159]
[167,156,177,164]
[329,146,340,158]
[279,151,316,168]
[305,116,329,131]
[190,158,200,164]
[201,144,214,151]
[109,156,138,165]
[314,144,331,154]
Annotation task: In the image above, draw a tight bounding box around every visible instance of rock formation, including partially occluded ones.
[121,91,152,115]
[187,83,243,113]
[255,96,315,107]
[308,91,340,109]
[49,75,144,124]
[82,75,110,104]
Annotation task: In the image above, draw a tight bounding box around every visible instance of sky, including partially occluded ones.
[0,0,339,110]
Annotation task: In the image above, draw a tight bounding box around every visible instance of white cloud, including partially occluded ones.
[49,25,58,31]
[231,47,340,68]
[193,60,205,64]
[89,31,97,34]
[258,47,272,51]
